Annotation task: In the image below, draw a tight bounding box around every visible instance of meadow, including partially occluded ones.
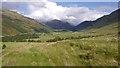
[1,32,118,66]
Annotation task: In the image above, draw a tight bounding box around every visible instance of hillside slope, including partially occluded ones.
[74,21,94,31]
[1,9,52,36]
[75,9,120,33]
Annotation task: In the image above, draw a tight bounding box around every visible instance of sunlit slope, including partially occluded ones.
[1,9,52,36]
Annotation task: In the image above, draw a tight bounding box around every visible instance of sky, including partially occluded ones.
[49,0,120,2]
[1,0,120,2]
[2,0,119,25]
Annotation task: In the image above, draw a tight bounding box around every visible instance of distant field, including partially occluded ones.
[2,32,118,66]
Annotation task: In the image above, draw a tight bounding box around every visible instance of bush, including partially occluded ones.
[79,53,94,59]
[70,43,74,47]
[46,39,56,42]
[54,36,61,41]
[36,40,41,42]
[2,44,6,49]
[46,36,63,42]
[28,39,36,42]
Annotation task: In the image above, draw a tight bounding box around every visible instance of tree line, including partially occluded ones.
[46,35,102,42]
[2,33,39,42]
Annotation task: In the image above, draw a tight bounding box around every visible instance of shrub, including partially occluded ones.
[79,53,94,60]
[70,43,74,47]
[28,39,36,42]
[46,39,56,42]
[54,36,61,41]
[2,44,6,49]
[46,36,63,42]
[36,40,41,42]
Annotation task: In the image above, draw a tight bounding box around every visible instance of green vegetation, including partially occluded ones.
[2,31,118,66]
[1,9,52,36]
[2,44,6,49]
[2,33,39,42]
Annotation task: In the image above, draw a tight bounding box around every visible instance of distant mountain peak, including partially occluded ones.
[45,19,74,31]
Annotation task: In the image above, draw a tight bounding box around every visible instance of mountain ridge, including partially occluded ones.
[45,19,74,31]
[74,8,120,32]
[1,9,52,36]
[2,8,119,35]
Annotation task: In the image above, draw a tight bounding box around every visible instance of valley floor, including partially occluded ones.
[1,32,119,66]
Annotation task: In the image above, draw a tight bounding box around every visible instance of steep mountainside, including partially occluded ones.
[45,19,74,31]
[1,9,52,36]
[75,9,120,33]
[74,21,94,31]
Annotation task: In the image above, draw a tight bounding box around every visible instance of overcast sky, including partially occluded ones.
[2,0,118,25]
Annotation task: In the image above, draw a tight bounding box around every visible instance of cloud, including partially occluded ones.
[26,1,108,25]
[2,0,109,25]
[27,1,67,20]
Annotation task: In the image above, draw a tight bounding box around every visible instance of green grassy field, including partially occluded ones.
[2,32,118,66]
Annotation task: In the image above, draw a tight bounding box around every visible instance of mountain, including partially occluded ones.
[74,21,94,31]
[45,19,74,31]
[1,9,52,36]
[75,8,120,33]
